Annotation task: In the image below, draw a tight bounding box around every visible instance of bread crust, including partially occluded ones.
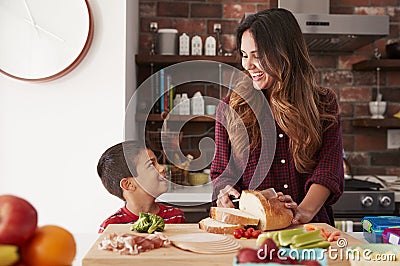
[210,207,259,226]
[241,190,293,231]
[198,218,242,234]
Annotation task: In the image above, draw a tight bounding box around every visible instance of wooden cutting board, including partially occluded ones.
[82,223,364,266]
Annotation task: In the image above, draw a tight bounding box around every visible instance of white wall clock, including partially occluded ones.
[0,0,94,82]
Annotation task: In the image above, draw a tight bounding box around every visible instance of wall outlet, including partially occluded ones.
[387,129,400,149]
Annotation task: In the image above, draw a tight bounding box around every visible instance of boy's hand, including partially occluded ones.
[216,185,240,208]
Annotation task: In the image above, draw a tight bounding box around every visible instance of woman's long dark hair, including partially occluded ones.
[229,8,337,173]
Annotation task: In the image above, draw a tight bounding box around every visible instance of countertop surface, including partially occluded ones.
[157,176,400,203]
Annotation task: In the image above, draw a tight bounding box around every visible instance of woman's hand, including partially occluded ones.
[276,192,314,225]
[216,185,240,208]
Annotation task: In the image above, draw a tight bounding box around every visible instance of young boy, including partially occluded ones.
[97,140,186,233]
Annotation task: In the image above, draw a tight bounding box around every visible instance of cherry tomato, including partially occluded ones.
[239,228,246,235]
[243,231,251,239]
[233,229,243,239]
[251,230,262,238]
[246,227,255,234]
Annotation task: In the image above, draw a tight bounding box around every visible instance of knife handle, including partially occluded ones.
[229,195,239,208]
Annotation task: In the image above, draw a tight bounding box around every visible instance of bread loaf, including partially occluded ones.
[239,190,293,231]
[199,190,293,233]
[210,207,259,226]
[198,217,242,234]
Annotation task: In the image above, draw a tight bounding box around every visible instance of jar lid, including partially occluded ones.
[158,29,178,33]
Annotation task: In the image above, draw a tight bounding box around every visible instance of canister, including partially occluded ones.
[157,29,178,55]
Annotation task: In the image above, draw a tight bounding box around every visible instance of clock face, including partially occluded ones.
[0,0,93,81]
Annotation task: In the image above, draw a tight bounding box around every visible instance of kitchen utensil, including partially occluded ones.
[369,101,387,119]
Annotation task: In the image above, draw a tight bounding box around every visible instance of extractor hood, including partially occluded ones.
[278,0,389,53]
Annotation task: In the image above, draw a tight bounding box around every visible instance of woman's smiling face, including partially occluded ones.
[240,30,273,91]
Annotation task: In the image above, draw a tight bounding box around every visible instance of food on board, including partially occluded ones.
[210,207,260,226]
[199,217,243,234]
[99,232,170,255]
[131,212,165,234]
[199,190,293,234]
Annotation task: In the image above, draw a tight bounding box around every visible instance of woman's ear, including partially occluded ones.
[120,177,136,191]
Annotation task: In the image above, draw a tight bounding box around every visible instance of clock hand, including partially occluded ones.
[23,18,65,42]
[23,0,39,35]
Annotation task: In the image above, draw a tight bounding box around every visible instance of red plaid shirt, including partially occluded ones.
[98,203,186,233]
[210,88,344,226]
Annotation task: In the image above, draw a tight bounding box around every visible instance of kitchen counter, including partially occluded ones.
[157,176,400,204]
[156,182,213,204]
[82,223,366,266]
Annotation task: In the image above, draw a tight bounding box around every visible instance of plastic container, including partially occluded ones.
[191,91,204,115]
[179,93,190,115]
[361,216,400,243]
[383,227,400,245]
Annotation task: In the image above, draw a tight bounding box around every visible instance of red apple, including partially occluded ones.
[236,248,264,263]
[0,195,38,246]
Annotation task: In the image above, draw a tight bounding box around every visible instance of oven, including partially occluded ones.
[333,178,397,232]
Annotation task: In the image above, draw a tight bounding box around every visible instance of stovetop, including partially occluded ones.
[344,178,383,191]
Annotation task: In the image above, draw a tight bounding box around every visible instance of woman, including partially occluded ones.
[210,8,344,226]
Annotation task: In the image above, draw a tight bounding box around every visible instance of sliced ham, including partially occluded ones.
[98,232,170,255]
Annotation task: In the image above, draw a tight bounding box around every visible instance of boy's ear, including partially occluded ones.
[120,177,136,191]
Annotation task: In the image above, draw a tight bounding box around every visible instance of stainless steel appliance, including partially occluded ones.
[278,0,389,52]
[333,178,396,231]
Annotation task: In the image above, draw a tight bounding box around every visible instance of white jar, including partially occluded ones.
[173,94,181,114]
[191,91,205,115]
[179,93,190,115]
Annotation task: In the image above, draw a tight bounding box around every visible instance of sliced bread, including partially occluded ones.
[210,207,259,226]
[198,217,242,234]
[239,190,293,231]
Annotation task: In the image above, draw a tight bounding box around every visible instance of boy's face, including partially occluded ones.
[134,149,168,197]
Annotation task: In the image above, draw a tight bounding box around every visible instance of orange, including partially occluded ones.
[21,225,76,266]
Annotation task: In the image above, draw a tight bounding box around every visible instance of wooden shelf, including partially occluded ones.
[351,118,400,128]
[352,59,400,71]
[135,54,240,66]
[136,113,216,122]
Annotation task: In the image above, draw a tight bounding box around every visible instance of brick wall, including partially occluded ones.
[138,0,400,176]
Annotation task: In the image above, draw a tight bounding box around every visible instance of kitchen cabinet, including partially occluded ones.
[135,54,241,166]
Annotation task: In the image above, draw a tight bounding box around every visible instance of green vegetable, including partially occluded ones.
[278,228,306,246]
[290,240,331,249]
[131,212,165,233]
[291,229,324,248]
